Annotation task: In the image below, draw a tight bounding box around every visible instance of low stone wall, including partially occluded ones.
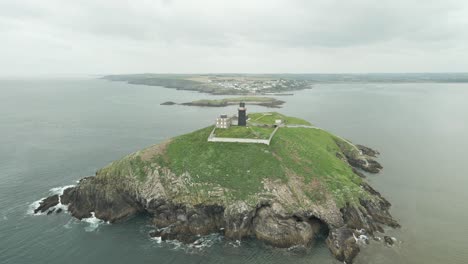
[207,126,280,145]
[208,137,270,145]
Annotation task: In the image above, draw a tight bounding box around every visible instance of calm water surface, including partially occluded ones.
[1,78,467,264]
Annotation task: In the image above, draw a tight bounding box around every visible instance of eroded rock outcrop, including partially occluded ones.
[34,194,59,214]
[326,227,360,263]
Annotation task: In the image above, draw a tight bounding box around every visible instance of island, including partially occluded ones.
[180,97,284,108]
[103,74,313,95]
[33,110,399,263]
[160,101,177,105]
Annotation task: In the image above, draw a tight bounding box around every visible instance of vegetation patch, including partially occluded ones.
[248,112,312,126]
[181,97,284,108]
[213,126,274,139]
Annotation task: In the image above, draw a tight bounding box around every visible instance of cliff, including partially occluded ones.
[34,113,399,263]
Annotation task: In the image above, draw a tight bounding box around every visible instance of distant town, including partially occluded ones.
[103,73,468,95]
[201,76,312,94]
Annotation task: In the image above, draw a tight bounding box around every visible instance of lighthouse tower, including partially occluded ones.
[238,102,247,126]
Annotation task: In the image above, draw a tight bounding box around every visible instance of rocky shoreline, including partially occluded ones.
[33,143,398,263]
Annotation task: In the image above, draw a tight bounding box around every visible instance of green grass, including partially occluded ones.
[214,126,274,139]
[97,153,149,182]
[270,128,364,206]
[164,126,286,200]
[248,112,312,126]
[225,97,277,102]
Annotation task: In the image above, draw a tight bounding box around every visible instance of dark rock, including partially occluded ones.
[147,200,225,243]
[252,204,323,248]
[34,195,59,214]
[341,183,400,235]
[384,236,394,246]
[360,199,400,229]
[352,168,366,178]
[223,201,254,240]
[150,224,198,243]
[367,159,383,172]
[357,145,380,157]
[326,227,360,263]
[188,205,224,235]
[65,177,144,222]
[47,208,56,215]
[56,208,63,214]
[160,101,177,105]
[60,187,75,205]
[347,157,383,173]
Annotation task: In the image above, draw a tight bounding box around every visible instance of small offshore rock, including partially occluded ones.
[56,208,63,214]
[47,208,56,215]
[384,236,395,246]
[160,101,177,105]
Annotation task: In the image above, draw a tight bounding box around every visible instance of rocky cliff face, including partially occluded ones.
[34,142,398,263]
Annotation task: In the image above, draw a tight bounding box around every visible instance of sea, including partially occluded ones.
[0,77,467,264]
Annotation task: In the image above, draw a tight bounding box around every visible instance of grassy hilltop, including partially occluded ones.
[97,113,366,208]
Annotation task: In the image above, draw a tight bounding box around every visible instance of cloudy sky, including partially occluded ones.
[1,0,468,76]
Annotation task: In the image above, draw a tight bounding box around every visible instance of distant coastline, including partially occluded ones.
[102,72,468,95]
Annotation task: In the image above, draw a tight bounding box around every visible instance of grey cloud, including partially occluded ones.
[0,0,467,76]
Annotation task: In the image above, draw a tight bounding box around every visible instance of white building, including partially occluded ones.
[216,114,231,129]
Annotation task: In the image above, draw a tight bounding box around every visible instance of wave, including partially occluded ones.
[150,232,224,252]
[81,212,108,232]
[27,184,75,215]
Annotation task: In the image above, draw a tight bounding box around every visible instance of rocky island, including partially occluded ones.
[33,112,399,263]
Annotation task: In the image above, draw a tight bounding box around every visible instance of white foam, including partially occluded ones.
[189,233,221,250]
[81,212,107,232]
[49,185,75,195]
[27,184,75,216]
[166,239,184,250]
[152,233,223,252]
[353,233,369,246]
[27,197,47,215]
[151,236,162,243]
[287,244,306,252]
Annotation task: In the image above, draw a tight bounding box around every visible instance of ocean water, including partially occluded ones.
[0,78,467,264]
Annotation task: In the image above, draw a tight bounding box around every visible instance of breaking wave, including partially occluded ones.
[27,184,75,215]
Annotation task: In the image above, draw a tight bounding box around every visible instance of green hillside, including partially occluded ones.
[97,113,366,207]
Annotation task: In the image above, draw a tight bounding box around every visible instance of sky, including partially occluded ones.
[1,0,468,76]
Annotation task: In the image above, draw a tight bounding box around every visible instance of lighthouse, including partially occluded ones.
[238,102,247,126]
